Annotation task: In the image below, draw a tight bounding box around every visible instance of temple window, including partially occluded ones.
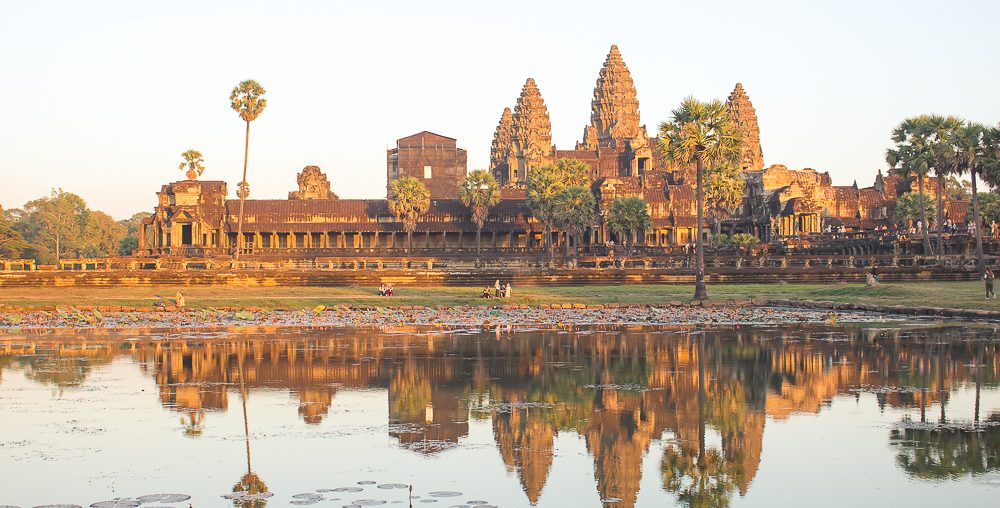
[424,165,433,179]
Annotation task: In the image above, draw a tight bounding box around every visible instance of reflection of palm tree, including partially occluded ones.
[890,414,1000,480]
[231,346,269,507]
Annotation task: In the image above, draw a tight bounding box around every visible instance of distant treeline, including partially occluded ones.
[0,189,148,264]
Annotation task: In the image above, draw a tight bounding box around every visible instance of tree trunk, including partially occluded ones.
[971,168,985,276]
[236,120,250,260]
[917,176,931,255]
[545,222,553,259]
[694,158,708,300]
[407,230,413,256]
[476,226,482,257]
[564,230,572,258]
[936,174,945,258]
[55,231,60,263]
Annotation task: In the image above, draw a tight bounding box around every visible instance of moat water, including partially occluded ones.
[1,324,998,507]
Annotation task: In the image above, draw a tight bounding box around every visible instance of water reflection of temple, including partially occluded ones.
[2,326,998,507]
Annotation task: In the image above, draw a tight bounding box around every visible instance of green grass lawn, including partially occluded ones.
[0,281,995,312]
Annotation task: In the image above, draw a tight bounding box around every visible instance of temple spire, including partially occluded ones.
[726,83,764,171]
[489,107,514,185]
[581,44,642,149]
[510,78,553,180]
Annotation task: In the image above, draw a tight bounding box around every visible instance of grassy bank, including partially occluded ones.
[0,281,995,312]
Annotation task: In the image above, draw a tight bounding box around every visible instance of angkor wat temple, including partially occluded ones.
[138,45,970,258]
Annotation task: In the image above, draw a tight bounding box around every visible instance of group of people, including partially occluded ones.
[482,279,512,299]
[378,283,394,297]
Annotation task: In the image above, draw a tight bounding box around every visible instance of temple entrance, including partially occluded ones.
[181,224,192,245]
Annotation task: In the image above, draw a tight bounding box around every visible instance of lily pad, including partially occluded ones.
[377,484,409,490]
[331,487,364,493]
[135,495,191,504]
[90,501,140,508]
[351,501,386,506]
[428,492,462,498]
[357,481,377,485]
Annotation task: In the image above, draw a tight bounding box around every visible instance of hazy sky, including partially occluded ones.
[2,0,998,219]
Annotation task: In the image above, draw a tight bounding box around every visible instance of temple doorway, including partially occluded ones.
[181,224,193,245]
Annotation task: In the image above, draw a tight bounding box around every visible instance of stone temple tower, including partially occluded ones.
[489,108,514,185]
[580,44,645,150]
[726,83,764,171]
[490,78,554,186]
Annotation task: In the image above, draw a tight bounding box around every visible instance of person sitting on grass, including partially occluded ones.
[481,286,492,299]
[386,283,394,297]
[378,283,386,297]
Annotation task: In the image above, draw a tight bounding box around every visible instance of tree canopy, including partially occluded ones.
[606,197,651,244]
[5,189,132,263]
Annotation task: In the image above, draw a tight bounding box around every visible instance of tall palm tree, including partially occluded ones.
[887,116,935,254]
[525,159,591,259]
[388,176,431,254]
[951,122,990,275]
[553,185,597,258]
[457,169,501,257]
[230,80,267,259]
[606,197,652,254]
[179,149,206,180]
[658,97,742,300]
[925,115,964,257]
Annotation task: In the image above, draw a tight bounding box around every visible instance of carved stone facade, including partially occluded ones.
[288,166,338,200]
[490,78,554,187]
[138,44,973,257]
[489,108,514,185]
[579,45,645,151]
[726,83,765,171]
[387,131,468,199]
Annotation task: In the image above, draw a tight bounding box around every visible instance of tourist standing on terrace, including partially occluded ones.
[984,268,996,299]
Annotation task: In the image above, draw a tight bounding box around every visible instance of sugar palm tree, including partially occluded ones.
[606,197,652,254]
[926,115,964,256]
[951,122,990,275]
[388,176,431,254]
[887,116,935,254]
[704,161,746,243]
[553,185,596,259]
[525,159,591,259]
[236,181,250,200]
[457,169,501,257]
[179,149,206,180]
[230,80,267,258]
[658,97,742,300]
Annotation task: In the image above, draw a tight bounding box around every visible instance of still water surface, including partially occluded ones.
[1,324,999,507]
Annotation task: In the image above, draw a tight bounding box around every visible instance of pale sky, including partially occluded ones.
[1,0,997,219]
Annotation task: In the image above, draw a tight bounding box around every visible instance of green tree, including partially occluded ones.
[887,116,936,254]
[230,80,267,258]
[977,192,1000,225]
[525,159,591,259]
[388,176,430,254]
[945,176,973,201]
[179,149,206,180]
[456,169,501,257]
[81,210,126,258]
[950,122,989,275]
[658,97,743,300]
[0,207,28,258]
[236,180,250,200]
[22,189,87,263]
[704,162,746,242]
[895,193,937,228]
[606,197,652,250]
[118,212,152,256]
[553,185,596,258]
